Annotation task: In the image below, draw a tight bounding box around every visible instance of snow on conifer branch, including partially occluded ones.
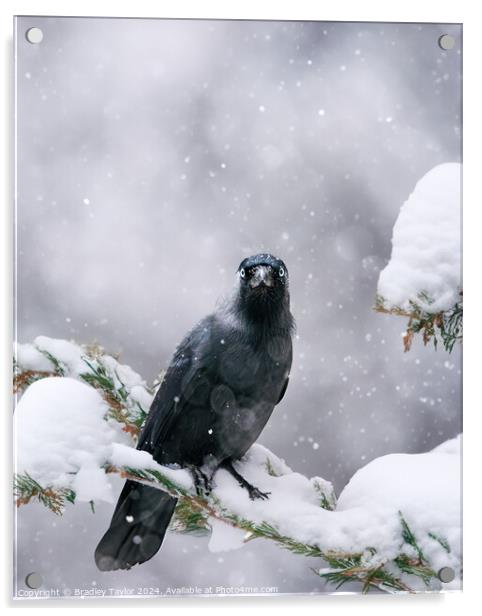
[14,336,154,435]
[374,292,462,352]
[376,163,462,352]
[13,337,461,593]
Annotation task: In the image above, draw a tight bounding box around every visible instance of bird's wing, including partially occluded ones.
[136,320,211,455]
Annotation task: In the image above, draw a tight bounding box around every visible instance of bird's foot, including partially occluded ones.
[245,484,271,501]
[221,459,270,500]
[189,466,213,498]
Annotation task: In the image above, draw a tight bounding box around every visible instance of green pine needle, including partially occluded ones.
[374,292,462,353]
[13,340,455,595]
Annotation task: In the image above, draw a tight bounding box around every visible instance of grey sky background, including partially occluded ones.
[15,17,462,596]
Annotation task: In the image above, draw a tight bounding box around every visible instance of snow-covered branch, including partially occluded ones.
[13,337,461,593]
[376,163,462,352]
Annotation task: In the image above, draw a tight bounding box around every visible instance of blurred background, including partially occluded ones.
[15,17,462,596]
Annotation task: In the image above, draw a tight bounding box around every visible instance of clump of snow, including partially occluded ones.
[101,355,145,391]
[14,377,123,503]
[239,442,293,477]
[14,343,53,372]
[109,442,163,471]
[432,433,461,455]
[13,375,190,504]
[14,336,154,432]
[337,435,460,515]
[109,443,193,491]
[73,467,114,503]
[14,362,461,590]
[378,163,461,312]
[337,436,461,586]
[34,336,88,374]
[128,385,154,411]
[210,435,461,590]
[208,518,248,553]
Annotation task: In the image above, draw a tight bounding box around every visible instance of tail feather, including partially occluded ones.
[95,480,177,571]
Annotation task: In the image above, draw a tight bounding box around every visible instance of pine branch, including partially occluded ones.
[14,340,152,436]
[14,461,445,594]
[37,349,67,375]
[13,369,57,393]
[374,292,462,353]
[107,465,327,557]
[428,531,451,553]
[170,497,211,536]
[312,478,337,511]
[14,472,76,515]
[13,338,456,594]
[393,512,435,585]
[80,358,145,435]
[313,551,413,593]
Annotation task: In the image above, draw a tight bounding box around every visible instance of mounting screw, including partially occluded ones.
[438,34,455,50]
[438,567,455,583]
[25,572,43,589]
[25,27,44,44]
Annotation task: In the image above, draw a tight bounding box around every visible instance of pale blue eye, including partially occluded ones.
[240,268,246,278]
[279,267,285,277]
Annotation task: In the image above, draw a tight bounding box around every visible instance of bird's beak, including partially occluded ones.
[249,265,274,288]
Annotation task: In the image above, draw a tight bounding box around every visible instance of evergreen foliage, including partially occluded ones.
[13,342,455,594]
[374,291,462,353]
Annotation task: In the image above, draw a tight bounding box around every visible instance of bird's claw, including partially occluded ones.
[246,485,271,501]
[190,466,213,498]
[221,459,271,501]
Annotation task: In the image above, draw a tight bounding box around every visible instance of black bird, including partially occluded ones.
[95,253,294,571]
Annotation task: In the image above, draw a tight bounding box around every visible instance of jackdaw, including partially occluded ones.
[95,253,294,571]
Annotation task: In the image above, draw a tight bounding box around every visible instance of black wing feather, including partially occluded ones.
[137,348,192,454]
[136,319,212,457]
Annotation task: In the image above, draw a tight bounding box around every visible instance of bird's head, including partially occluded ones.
[236,254,290,317]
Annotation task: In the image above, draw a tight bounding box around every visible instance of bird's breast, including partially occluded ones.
[216,335,289,390]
